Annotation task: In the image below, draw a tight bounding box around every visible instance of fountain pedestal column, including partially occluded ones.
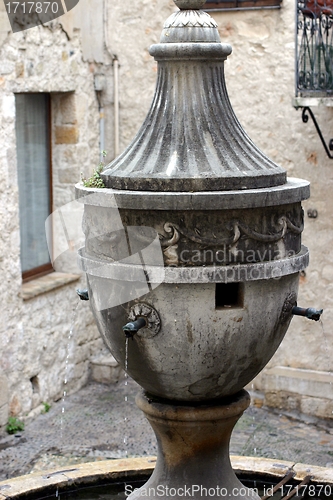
[129,390,258,500]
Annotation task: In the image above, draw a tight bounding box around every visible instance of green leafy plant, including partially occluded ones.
[81,150,107,188]
[41,402,51,414]
[6,416,25,435]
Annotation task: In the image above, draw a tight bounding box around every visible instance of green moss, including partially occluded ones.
[41,402,51,413]
[6,416,25,434]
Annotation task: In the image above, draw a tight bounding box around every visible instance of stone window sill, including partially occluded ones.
[292,97,333,108]
[21,272,81,301]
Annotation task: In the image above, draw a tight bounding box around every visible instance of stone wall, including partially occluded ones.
[215,5,333,420]
[1,0,333,427]
[105,0,333,420]
[0,3,112,426]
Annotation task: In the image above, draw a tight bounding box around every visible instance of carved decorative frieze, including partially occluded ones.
[164,9,218,29]
[82,204,304,268]
[159,216,304,266]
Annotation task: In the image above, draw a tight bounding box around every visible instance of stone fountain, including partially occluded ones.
[76,0,318,498]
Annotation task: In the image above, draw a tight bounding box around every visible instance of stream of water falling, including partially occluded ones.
[60,301,80,440]
[123,337,129,459]
[319,316,333,415]
[123,337,130,490]
[55,301,80,499]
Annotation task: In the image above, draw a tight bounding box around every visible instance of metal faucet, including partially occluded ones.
[292,306,323,321]
[122,318,147,338]
[76,289,89,301]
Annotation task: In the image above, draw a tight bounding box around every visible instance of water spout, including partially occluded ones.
[292,306,323,321]
[76,289,89,301]
[122,318,146,338]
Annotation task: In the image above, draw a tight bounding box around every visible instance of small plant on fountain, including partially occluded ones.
[81,151,107,188]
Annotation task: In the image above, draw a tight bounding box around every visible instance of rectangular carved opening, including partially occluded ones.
[215,283,243,309]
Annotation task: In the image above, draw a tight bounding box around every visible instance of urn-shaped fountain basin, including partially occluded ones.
[88,274,301,401]
[76,182,309,402]
[76,0,311,496]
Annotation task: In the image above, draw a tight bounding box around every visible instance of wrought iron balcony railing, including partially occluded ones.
[296,0,333,96]
[204,0,281,9]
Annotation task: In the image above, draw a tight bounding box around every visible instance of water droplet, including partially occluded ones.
[124,337,129,459]
[60,302,79,441]
[319,318,333,387]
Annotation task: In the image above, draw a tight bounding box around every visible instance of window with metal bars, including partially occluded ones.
[296,0,333,96]
[204,0,282,10]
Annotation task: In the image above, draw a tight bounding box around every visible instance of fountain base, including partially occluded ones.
[129,389,259,500]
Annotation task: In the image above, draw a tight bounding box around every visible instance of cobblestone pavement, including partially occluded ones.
[0,379,333,481]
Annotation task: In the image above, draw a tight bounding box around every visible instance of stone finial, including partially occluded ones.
[174,0,206,9]
[101,0,287,192]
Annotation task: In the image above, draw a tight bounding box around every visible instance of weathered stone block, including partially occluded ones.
[90,355,124,384]
[9,394,21,417]
[0,62,14,75]
[55,125,79,144]
[264,391,299,411]
[71,360,89,382]
[261,366,333,400]
[300,396,333,420]
[74,344,90,364]
[0,403,8,427]
[0,373,8,407]
[59,93,76,124]
[58,166,80,184]
[15,62,24,78]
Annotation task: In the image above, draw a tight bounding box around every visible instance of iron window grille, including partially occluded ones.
[204,0,282,10]
[296,0,333,96]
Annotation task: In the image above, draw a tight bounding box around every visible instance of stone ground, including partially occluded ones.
[0,379,333,482]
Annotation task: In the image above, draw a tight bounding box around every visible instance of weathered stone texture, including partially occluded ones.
[215,7,333,410]
[1,0,332,424]
[103,0,333,416]
[55,125,79,144]
[106,0,177,155]
[90,355,124,384]
[0,15,112,425]
[253,367,333,419]
[0,373,8,426]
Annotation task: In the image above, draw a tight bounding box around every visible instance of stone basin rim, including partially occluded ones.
[75,178,310,211]
[0,456,332,500]
[78,245,309,283]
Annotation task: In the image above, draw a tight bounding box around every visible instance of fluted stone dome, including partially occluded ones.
[101,0,286,192]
